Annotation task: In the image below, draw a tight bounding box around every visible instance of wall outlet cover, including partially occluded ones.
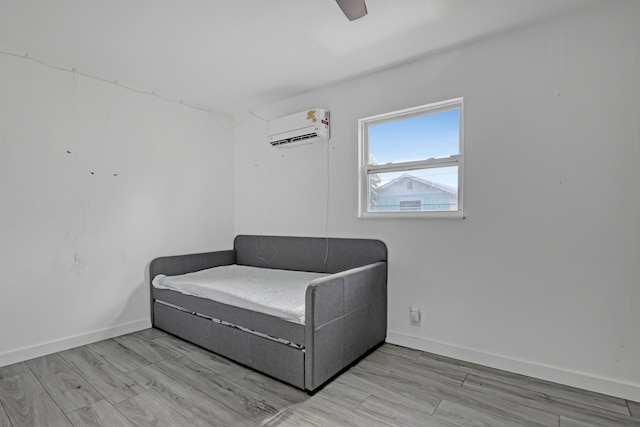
[410,307,421,327]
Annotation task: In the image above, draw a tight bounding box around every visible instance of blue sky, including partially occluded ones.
[368,108,460,187]
[369,108,460,164]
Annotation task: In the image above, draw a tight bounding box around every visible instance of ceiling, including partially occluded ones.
[0,0,603,115]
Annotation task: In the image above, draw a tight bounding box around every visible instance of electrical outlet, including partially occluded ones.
[409,306,421,327]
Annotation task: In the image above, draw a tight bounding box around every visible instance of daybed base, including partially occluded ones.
[150,235,387,392]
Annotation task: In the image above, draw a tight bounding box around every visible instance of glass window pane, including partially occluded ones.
[368,108,459,165]
[368,167,458,212]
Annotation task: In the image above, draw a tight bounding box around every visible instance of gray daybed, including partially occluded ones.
[149,235,387,392]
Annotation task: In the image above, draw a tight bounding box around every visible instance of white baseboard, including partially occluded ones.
[387,330,640,402]
[0,319,151,367]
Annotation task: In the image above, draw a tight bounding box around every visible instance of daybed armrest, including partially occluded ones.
[150,249,236,278]
[149,249,236,322]
[304,261,387,391]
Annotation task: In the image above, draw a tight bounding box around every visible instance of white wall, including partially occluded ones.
[0,54,234,365]
[233,1,640,400]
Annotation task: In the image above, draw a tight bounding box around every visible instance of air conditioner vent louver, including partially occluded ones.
[270,132,319,146]
[291,133,317,142]
[267,109,330,148]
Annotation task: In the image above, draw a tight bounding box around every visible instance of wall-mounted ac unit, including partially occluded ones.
[267,108,330,148]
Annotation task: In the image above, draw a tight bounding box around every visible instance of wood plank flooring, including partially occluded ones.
[0,329,638,426]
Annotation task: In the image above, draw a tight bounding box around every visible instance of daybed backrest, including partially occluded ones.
[234,235,387,274]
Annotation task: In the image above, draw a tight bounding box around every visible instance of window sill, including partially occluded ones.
[358,211,465,219]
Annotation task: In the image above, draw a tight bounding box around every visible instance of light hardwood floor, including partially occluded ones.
[1,329,638,426]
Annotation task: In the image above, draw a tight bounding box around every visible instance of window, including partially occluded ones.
[358,98,463,218]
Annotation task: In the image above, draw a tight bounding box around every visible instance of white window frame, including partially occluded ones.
[358,97,464,219]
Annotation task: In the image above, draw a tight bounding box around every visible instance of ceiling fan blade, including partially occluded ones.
[336,0,368,21]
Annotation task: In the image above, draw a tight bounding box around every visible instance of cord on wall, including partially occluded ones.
[325,132,331,238]
[0,50,229,124]
[233,110,270,128]
[322,132,331,269]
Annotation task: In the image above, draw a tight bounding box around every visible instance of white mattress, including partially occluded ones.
[152,264,328,324]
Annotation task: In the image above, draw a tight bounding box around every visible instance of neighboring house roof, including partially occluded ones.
[378,173,458,196]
